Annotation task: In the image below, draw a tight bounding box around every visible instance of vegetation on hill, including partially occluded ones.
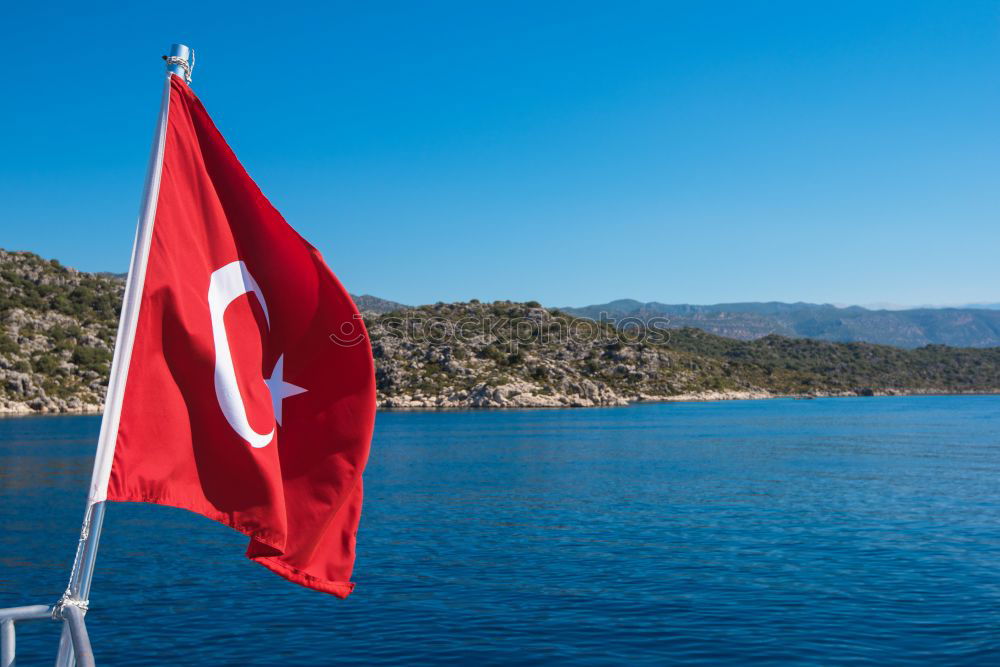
[0,249,997,412]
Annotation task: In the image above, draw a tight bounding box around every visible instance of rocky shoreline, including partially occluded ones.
[375,386,1000,409]
[0,399,102,415]
[4,387,996,417]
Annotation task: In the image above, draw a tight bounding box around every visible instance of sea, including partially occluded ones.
[1,396,999,665]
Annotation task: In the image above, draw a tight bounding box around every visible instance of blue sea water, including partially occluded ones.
[2,396,1000,665]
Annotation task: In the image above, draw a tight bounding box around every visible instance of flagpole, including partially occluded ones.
[53,43,193,667]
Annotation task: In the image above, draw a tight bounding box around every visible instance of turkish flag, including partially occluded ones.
[103,74,376,597]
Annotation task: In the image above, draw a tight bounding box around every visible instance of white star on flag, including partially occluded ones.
[264,354,307,426]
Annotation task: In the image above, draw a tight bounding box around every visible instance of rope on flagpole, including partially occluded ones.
[163,49,195,83]
[56,510,93,616]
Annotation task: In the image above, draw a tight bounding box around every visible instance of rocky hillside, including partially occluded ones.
[367,302,1000,407]
[563,299,1000,348]
[0,249,122,412]
[1,249,998,413]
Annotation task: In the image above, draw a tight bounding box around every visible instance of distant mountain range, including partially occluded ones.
[560,300,1000,348]
[860,301,1000,311]
[351,294,408,314]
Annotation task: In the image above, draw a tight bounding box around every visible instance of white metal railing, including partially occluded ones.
[0,602,95,667]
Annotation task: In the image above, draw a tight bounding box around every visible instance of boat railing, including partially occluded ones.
[0,601,95,667]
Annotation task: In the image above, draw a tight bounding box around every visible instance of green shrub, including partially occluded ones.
[71,346,112,373]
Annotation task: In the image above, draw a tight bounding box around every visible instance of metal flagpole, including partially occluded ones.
[0,45,193,667]
[54,43,192,667]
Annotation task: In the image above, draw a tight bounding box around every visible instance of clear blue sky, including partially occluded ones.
[2,1,998,307]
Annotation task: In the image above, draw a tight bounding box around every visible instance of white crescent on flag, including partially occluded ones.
[208,261,306,448]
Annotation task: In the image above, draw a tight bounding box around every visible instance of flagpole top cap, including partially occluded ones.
[163,43,195,84]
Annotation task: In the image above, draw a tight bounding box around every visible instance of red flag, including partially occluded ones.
[99,74,376,597]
